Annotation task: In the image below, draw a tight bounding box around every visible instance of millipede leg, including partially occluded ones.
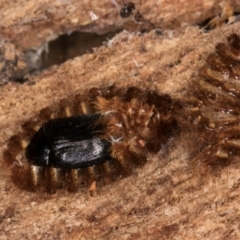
[102,160,116,184]
[4,135,24,165]
[66,169,79,192]
[43,167,58,193]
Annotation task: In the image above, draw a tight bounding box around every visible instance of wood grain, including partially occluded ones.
[1,1,240,239]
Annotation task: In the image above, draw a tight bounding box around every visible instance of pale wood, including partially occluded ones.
[1,1,240,239]
[0,0,239,50]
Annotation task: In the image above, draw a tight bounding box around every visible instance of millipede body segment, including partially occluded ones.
[186,33,240,172]
[4,87,178,193]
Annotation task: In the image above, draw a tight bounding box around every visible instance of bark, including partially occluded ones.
[1,0,240,50]
[1,1,240,239]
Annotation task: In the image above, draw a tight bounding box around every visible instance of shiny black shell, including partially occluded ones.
[25,114,112,169]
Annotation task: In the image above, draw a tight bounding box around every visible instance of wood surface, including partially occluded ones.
[1,1,240,239]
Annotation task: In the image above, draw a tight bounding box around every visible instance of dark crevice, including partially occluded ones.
[41,30,121,69]
[1,30,120,85]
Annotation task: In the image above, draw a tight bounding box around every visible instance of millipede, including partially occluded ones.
[185,32,240,173]
[3,86,178,193]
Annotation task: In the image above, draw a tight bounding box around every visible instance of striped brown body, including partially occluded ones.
[4,87,178,193]
[185,33,240,172]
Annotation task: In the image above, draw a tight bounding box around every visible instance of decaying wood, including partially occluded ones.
[1,1,240,239]
[1,0,240,50]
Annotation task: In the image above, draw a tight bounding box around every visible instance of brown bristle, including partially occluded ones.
[101,160,117,184]
[39,107,54,120]
[205,54,231,75]
[228,33,240,49]
[22,120,39,136]
[205,2,234,29]
[11,165,37,192]
[4,135,24,165]
[66,169,80,192]
[186,33,240,173]
[216,43,240,63]
[110,142,135,173]
[4,86,179,193]
[56,98,72,117]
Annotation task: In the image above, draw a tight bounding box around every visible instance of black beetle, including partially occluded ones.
[25,114,112,169]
